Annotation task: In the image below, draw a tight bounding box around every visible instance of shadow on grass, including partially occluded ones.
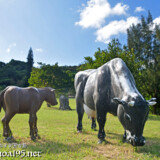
[106,132,160,157]
[148,115,160,121]
[26,139,91,155]
[106,132,123,140]
[136,136,160,157]
[45,107,76,111]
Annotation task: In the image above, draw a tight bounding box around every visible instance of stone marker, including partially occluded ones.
[59,95,71,110]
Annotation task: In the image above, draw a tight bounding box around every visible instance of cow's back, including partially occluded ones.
[74,69,95,90]
[107,58,139,100]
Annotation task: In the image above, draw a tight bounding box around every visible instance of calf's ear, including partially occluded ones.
[113,97,126,105]
[51,89,55,92]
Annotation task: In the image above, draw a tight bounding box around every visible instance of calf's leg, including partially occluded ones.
[29,113,37,140]
[33,115,40,138]
[2,112,15,139]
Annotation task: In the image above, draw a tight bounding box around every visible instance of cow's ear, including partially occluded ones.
[148,101,157,106]
[113,97,126,105]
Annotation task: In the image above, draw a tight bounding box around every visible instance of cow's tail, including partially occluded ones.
[0,87,9,112]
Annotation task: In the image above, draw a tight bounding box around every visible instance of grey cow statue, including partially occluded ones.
[74,58,156,146]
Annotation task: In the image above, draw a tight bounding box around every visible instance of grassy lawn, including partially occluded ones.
[0,99,159,159]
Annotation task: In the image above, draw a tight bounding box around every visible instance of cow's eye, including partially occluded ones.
[124,113,131,122]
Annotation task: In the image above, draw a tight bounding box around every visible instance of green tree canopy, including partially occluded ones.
[127,11,160,114]
[28,63,77,96]
[0,59,27,90]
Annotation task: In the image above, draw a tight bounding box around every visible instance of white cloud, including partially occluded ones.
[112,3,129,15]
[150,17,160,30]
[6,43,16,53]
[96,17,140,43]
[75,0,129,28]
[153,17,160,25]
[135,6,145,13]
[35,48,43,53]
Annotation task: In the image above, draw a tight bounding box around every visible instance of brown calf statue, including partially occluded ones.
[0,86,58,141]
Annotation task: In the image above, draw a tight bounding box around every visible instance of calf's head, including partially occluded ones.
[46,88,58,106]
[113,97,156,146]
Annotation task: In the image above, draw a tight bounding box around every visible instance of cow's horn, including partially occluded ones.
[148,101,157,106]
[147,98,157,106]
[147,98,156,102]
[128,101,135,107]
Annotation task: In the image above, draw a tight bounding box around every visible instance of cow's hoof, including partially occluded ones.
[91,124,96,130]
[91,127,97,131]
[4,136,14,143]
[77,130,82,133]
[91,126,96,130]
[98,139,104,144]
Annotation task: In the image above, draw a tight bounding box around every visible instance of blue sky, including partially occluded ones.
[0,0,160,66]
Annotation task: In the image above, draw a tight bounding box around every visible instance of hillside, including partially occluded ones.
[0,59,27,90]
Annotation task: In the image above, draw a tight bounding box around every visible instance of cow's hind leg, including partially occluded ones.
[76,99,84,132]
[76,83,84,132]
[2,112,15,141]
[91,118,96,130]
[29,113,37,141]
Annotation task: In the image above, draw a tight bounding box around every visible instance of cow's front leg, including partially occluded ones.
[123,130,127,142]
[91,118,96,130]
[97,111,106,144]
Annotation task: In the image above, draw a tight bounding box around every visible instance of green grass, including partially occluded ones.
[0,99,159,159]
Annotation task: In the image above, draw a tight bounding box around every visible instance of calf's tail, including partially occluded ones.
[0,87,9,112]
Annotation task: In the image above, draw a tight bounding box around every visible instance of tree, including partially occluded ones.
[0,60,27,90]
[127,11,160,114]
[25,47,34,86]
[79,39,142,91]
[28,63,77,96]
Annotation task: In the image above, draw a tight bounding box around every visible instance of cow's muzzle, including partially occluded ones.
[130,136,146,146]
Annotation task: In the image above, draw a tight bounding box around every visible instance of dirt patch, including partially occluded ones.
[94,143,134,159]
